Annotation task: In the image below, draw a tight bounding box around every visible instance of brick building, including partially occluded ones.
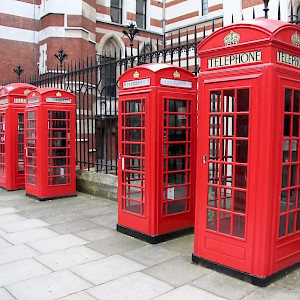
[0,0,299,83]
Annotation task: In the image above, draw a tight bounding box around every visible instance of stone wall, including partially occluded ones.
[76,169,118,201]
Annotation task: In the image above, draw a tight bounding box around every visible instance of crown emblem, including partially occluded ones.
[133,71,140,79]
[224,30,240,46]
[24,89,30,96]
[173,70,180,78]
[32,92,36,97]
[56,92,62,97]
[291,32,300,47]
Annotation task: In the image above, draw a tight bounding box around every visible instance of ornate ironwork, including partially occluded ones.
[54,47,68,67]
[13,64,24,82]
[263,0,270,19]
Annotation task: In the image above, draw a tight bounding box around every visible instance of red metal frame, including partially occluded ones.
[0,83,36,190]
[193,19,300,283]
[117,64,197,243]
[25,88,76,200]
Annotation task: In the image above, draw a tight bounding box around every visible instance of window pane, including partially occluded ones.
[207,209,217,231]
[223,90,234,113]
[236,115,248,137]
[208,186,218,208]
[234,191,246,214]
[237,89,249,112]
[233,215,245,238]
[220,212,231,235]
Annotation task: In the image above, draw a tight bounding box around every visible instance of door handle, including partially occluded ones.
[203,155,207,164]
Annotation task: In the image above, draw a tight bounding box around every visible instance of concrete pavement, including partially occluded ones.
[0,188,300,299]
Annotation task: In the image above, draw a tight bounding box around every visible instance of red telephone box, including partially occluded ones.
[25,88,76,200]
[193,19,300,284]
[117,63,197,243]
[0,83,36,190]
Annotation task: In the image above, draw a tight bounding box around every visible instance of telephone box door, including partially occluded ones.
[118,92,149,233]
[195,78,258,272]
[25,109,38,187]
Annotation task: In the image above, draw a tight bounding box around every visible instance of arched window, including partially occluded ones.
[100,37,121,98]
[139,43,154,64]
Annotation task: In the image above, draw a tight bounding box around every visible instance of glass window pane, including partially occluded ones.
[294,90,300,113]
[210,116,220,136]
[236,115,248,137]
[209,139,220,160]
[235,166,247,189]
[234,190,246,213]
[285,89,292,112]
[223,90,234,112]
[296,211,300,231]
[280,190,288,213]
[282,165,289,188]
[291,140,298,162]
[233,215,245,238]
[209,163,219,184]
[284,115,291,137]
[279,215,287,237]
[220,212,231,235]
[210,91,221,112]
[293,116,299,137]
[222,139,233,162]
[220,188,232,210]
[167,200,185,214]
[283,140,290,162]
[221,164,233,186]
[237,89,249,112]
[290,189,296,210]
[288,212,295,234]
[236,140,248,163]
[291,164,297,186]
[208,186,218,208]
[223,116,234,137]
[207,209,217,231]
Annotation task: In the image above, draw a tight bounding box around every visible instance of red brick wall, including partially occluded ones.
[242,0,261,9]
[0,40,38,83]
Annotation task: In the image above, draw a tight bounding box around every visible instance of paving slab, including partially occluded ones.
[191,271,257,300]
[0,288,15,300]
[242,283,300,300]
[87,271,173,300]
[75,226,118,242]
[1,227,59,245]
[0,236,11,249]
[86,233,146,256]
[60,291,97,300]
[0,207,19,215]
[71,254,146,285]
[0,214,26,224]
[0,244,39,265]
[123,244,180,267]
[143,255,211,287]
[276,268,300,292]
[0,218,49,233]
[47,218,99,235]
[154,284,227,300]
[6,269,92,300]
[90,212,118,230]
[28,234,88,254]
[0,258,51,287]
[160,234,194,256]
[36,245,105,271]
